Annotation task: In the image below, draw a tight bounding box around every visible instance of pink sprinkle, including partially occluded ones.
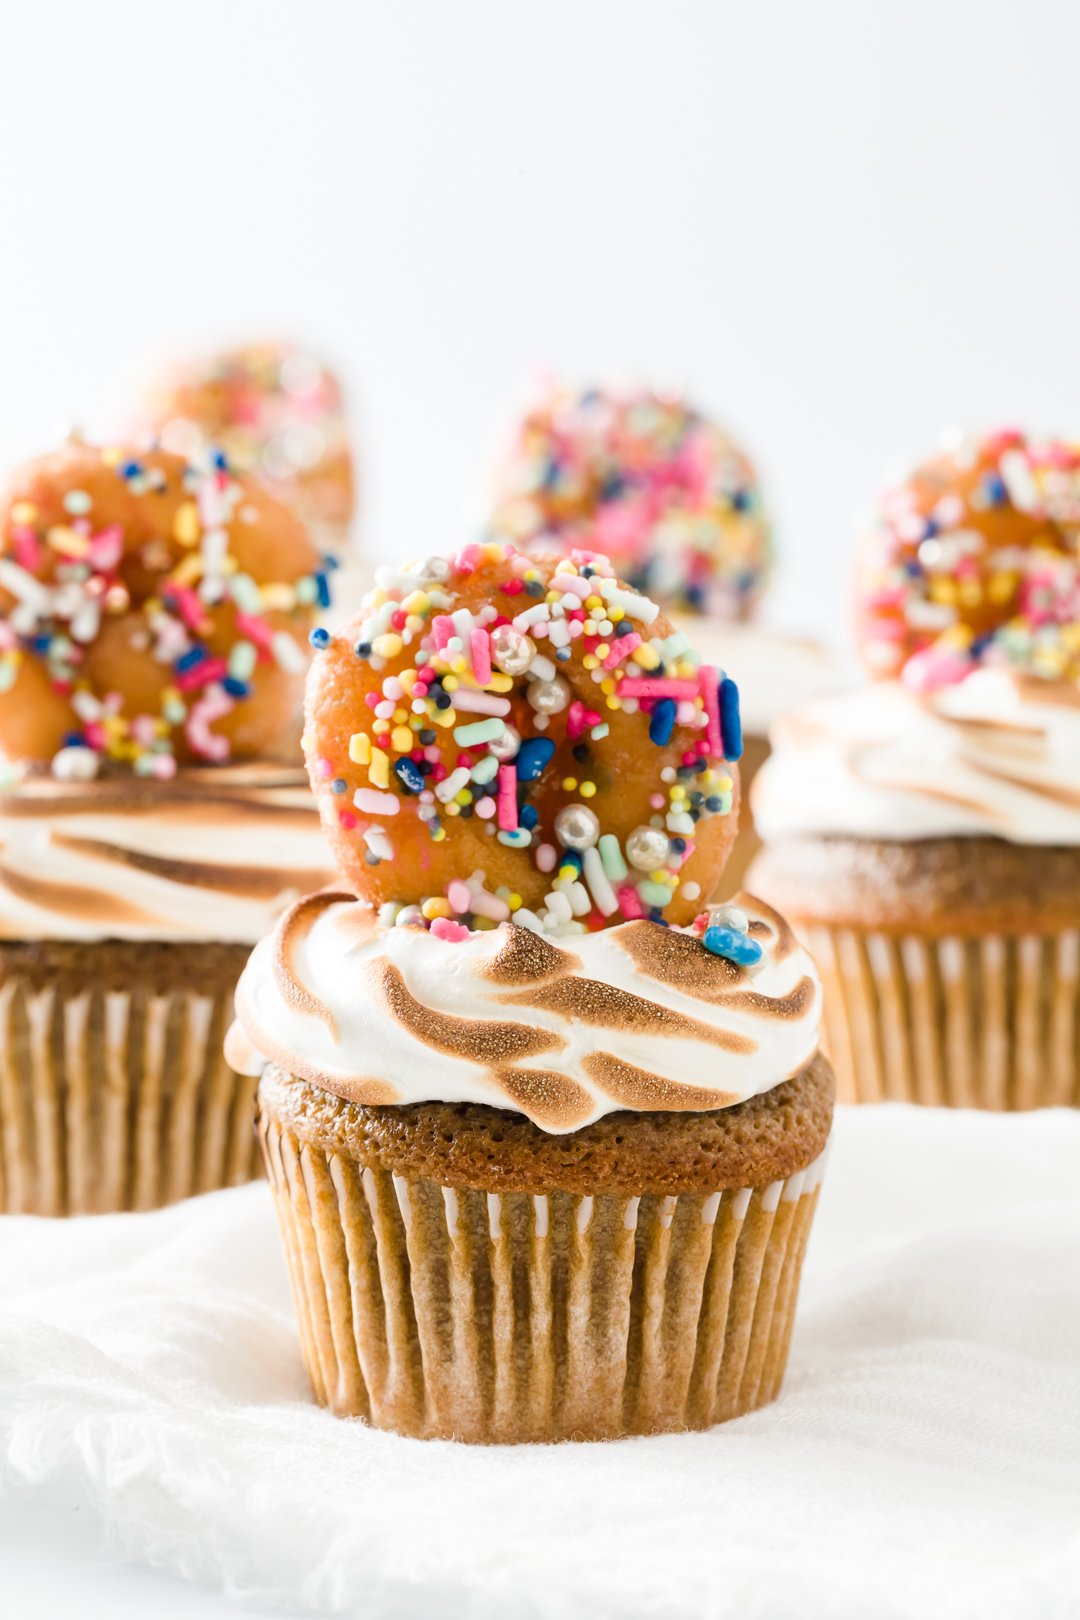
[497,764,518,831]
[567,700,587,741]
[364,691,379,708]
[176,656,229,694]
[339,811,358,830]
[12,526,41,571]
[603,633,641,669]
[88,524,123,572]
[235,612,274,651]
[431,615,456,649]
[618,678,699,700]
[316,756,334,778]
[617,884,645,920]
[448,879,473,914]
[185,685,232,762]
[475,795,496,819]
[470,628,492,686]
[535,842,557,873]
[431,917,471,943]
[170,586,210,634]
[454,544,483,573]
[650,793,666,810]
[699,666,722,756]
[84,722,106,750]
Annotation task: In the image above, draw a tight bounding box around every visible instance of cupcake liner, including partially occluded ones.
[0,968,261,1215]
[258,1106,828,1443]
[806,923,1080,1109]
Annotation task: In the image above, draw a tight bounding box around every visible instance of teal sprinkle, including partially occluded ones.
[470,755,500,785]
[638,880,673,907]
[598,833,627,882]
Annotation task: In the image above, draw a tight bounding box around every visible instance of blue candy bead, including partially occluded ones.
[309,626,331,650]
[515,737,556,781]
[649,697,676,746]
[394,758,425,795]
[702,926,763,967]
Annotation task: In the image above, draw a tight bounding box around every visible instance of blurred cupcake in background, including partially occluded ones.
[140,341,357,562]
[0,438,335,1212]
[489,383,839,888]
[749,428,1080,1109]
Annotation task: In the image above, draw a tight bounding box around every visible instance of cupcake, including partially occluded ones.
[749,428,1080,1109]
[227,542,835,1442]
[487,383,840,889]
[141,341,357,559]
[0,440,336,1212]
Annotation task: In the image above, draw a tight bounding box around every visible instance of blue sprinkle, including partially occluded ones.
[309,626,331,650]
[175,647,206,673]
[222,677,250,698]
[211,447,229,471]
[984,473,1007,505]
[703,926,763,967]
[119,460,142,479]
[519,804,540,830]
[557,849,583,874]
[315,572,332,608]
[331,778,348,795]
[322,553,340,572]
[62,731,84,748]
[394,758,425,795]
[516,737,556,781]
[719,677,743,761]
[649,697,676,746]
[731,489,752,513]
[32,634,52,654]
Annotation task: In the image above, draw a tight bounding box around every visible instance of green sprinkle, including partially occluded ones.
[229,573,264,614]
[639,881,673,907]
[454,718,505,748]
[590,722,610,741]
[228,640,258,681]
[598,833,627,882]
[470,755,500,785]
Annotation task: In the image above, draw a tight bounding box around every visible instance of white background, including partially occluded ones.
[1,1,1078,659]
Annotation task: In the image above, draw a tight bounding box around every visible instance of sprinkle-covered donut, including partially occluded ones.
[0,440,334,778]
[489,385,769,618]
[302,543,743,934]
[858,428,1080,691]
[143,341,355,539]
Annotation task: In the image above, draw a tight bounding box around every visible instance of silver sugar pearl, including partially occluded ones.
[490,624,535,677]
[395,905,427,929]
[487,723,521,762]
[527,675,571,715]
[418,556,451,582]
[554,804,600,851]
[626,825,670,870]
[708,903,749,935]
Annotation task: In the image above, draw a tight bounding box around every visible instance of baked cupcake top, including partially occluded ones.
[489,386,769,619]
[227,892,822,1133]
[0,440,333,779]
[142,342,355,537]
[302,543,743,931]
[754,428,1080,845]
[0,764,334,943]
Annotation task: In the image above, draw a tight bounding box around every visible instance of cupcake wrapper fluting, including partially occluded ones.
[258,1106,828,1443]
[807,923,1080,1109]
[0,956,262,1215]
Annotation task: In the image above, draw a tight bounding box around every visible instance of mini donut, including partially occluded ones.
[143,342,355,543]
[302,542,743,934]
[0,440,334,777]
[858,428,1080,690]
[489,385,769,618]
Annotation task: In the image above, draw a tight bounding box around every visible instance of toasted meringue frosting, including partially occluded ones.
[752,669,1080,846]
[226,892,822,1133]
[0,764,336,942]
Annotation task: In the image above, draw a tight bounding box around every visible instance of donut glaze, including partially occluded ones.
[303,543,742,933]
[0,441,332,776]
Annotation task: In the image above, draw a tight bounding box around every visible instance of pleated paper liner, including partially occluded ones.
[0,948,263,1215]
[806,923,1080,1109]
[258,1106,829,1444]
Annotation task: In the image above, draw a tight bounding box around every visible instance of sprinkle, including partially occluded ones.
[616,883,645,920]
[354,788,400,816]
[618,677,699,700]
[598,833,628,881]
[450,689,511,716]
[431,917,471,942]
[470,754,500,785]
[498,827,532,847]
[703,926,763,967]
[515,736,555,781]
[719,677,742,760]
[349,732,371,764]
[436,766,471,802]
[453,717,505,748]
[394,757,425,794]
[497,764,518,830]
[309,626,331,650]
[368,747,390,789]
[470,628,492,685]
[648,697,676,746]
[582,847,618,915]
[272,632,308,674]
[699,666,722,756]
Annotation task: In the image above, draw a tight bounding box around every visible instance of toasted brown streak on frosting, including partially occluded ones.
[718,976,817,1021]
[737,893,798,962]
[372,960,566,1065]
[51,835,319,901]
[0,864,161,928]
[481,924,579,985]
[973,763,1080,811]
[582,1054,739,1113]
[611,922,743,1003]
[496,1068,594,1131]
[499,977,757,1054]
[848,753,1008,819]
[273,892,349,1037]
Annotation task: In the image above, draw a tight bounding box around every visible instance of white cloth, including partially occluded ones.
[1,1105,1078,1620]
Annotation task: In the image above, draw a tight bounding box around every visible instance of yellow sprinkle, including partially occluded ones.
[632,644,661,671]
[580,781,597,798]
[372,632,403,660]
[444,801,461,817]
[600,678,616,695]
[261,583,295,611]
[562,777,578,791]
[169,553,204,586]
[583,620,597,636]
[450,655,467,674]
[595,644,610,660]
[46,526,90,557]
[583,654,599,671]
[401,591,430,615]
[508,893,522,911]
[422,898,451,919]
[431,826,446,842]
[442,674,459,692]
[392,707,408,724]
[391,725,413,753]
[397,668,418,695]
[585,595,603,611]
[988,572,1016,604]
[608,606,625,623]
[455,788,472,805]
[433,707,457,729]
[606,696,623,711]
[670,785,687,801]
[368,747,390,789]
[172,501,200,546]
[348,732,371,765]
[11,501,37,525]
